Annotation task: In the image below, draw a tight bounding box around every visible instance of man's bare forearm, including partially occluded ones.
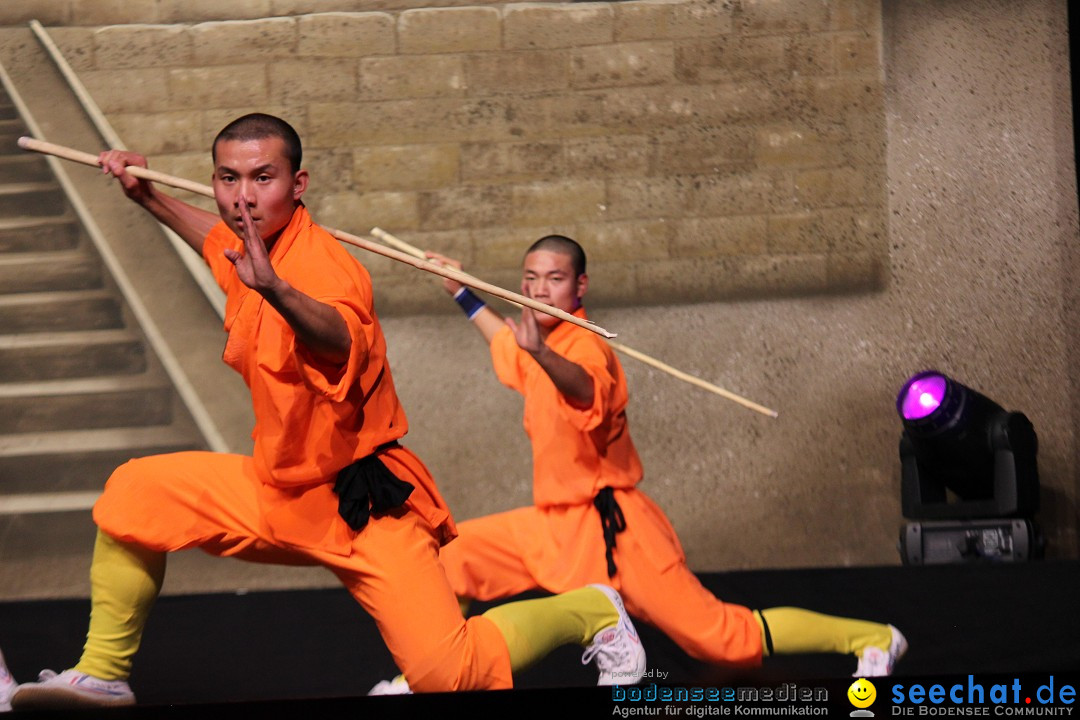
[261,278,352,365]
[141,189,219,255]
[529,344,594,409]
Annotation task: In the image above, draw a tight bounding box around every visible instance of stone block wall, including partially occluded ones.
[34,0,886,315]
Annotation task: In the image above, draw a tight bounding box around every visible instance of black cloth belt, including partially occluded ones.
[756,610,775,656]
[333,443,414,531]
[593,486,627,578]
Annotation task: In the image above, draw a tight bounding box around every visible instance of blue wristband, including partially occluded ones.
[453,287,486,320]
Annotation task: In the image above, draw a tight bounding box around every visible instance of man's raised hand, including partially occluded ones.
[424,251,466,296]
[98,150,155,205]
[223,196,282,295]
[506,302,544,355]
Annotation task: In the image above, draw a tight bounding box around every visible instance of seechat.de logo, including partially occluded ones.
[891,676,1075,716]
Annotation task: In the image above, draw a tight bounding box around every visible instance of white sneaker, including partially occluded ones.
[11,668,135,709]
[580,584,646,686]
[369,674,412,695]
[854,625,908,677]
[0,647,15,712]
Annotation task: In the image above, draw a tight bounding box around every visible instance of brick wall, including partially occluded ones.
[40,0,885,315]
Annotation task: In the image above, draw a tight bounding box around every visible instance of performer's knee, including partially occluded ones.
[93,457,177,540]
[102,458,142,494]
[397,617,512,692]
[95,460,144,519]
[395,632,470,693]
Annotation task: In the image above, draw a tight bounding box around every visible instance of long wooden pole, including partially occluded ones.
[370,227,779,418]
[17,136,617,340]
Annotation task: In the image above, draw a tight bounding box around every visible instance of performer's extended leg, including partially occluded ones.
[78,530,165,680]
[326,508,514,693]
[482,586,622,673]
[9,531,160,709]
[367,506,645,694]
[755,608,892,656]
[330,511,645,693]
[612,500,905,675]
[11,452,297,710]
[755,608,906,676]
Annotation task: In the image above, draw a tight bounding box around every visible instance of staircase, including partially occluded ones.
[0,85,206,595]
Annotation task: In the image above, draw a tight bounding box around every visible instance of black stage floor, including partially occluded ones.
[2,561,1078,717]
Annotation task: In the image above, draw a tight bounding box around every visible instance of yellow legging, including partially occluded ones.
[755,608,893,657]
[76,531,164,680]
[482,587,617,672]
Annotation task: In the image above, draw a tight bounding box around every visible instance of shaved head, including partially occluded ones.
[213,113,302,173]
[525,234,586,278]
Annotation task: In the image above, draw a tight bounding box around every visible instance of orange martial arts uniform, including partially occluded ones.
[439,308,763,666]
[93,206,511,692]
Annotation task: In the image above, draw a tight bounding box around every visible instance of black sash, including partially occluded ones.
[333,444,414,531]
[593,487,627,578]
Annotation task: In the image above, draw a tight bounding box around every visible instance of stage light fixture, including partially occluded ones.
[898,519,1038,565]
[894,370,1041,564]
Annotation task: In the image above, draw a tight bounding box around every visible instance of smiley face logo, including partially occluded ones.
[848,678,877,709]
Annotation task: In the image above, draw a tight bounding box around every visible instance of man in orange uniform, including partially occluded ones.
[415,236,907,682]
[9,116,644,709]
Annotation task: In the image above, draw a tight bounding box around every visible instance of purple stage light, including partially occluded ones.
[898,372,947,421]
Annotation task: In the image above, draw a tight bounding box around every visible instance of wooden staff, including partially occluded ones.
[17,136,616,340]
[370,227,779,418]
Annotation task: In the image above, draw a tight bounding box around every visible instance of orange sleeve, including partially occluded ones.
[201,221,241,292]
[274,223,379,404]
[489,326,526,393]
[289,296,373,403]
[547,332,618,434]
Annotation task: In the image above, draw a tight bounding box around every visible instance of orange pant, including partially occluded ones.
[439,488,763,666]
[94,452,512,692]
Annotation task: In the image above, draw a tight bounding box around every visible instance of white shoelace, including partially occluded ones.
[581,636,627,669]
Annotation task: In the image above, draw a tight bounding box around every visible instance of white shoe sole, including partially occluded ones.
[12,684,136,710]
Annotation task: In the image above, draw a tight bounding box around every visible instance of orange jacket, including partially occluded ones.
[202,205,454,549]
[490,307,643,507]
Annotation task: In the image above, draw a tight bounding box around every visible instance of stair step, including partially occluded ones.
[0,375,174,434]
[0,329,146,381]
[0,183,65,217]
[0,289,123,333]
[0,250,102,294]
[0,215,81,253]
[0,425,203,495]
[0,424,197,458]
[0,491,101,514]
[0,123,29,155]
[0,181,65,216]
[0,153,51,184]
[0,510,97,562]
[0,289,122,333]
[0,104,15,122]
[0,432,202,495]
